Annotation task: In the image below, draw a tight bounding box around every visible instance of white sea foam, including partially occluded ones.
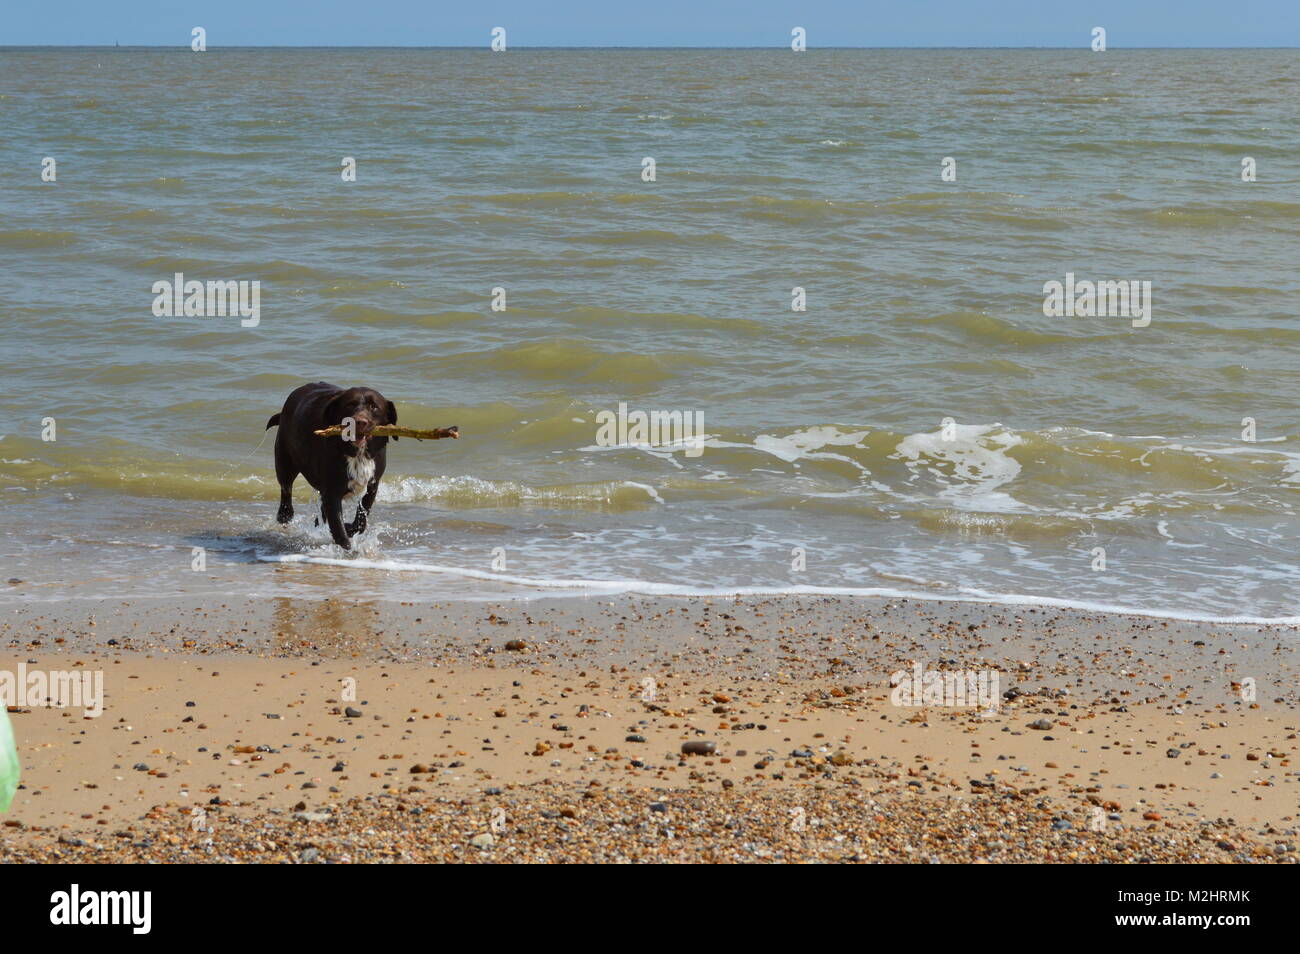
[258,554,1300,625]
[751,426,870,464]
[894,423,1024,511]
[378,474,663,507]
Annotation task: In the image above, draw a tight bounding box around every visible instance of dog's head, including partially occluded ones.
[323,387,398,453]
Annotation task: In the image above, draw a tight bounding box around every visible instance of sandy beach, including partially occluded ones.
[2,594,1296,863]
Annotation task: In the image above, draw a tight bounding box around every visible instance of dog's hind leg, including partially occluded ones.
[273,440,298,524]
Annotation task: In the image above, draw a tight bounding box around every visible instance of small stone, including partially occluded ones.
[681,741,717,756]
[1029,719,1053,731]
[470,832,495,849]
[344,706,363,718]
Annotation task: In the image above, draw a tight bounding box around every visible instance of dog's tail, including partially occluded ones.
[266,412,281,430]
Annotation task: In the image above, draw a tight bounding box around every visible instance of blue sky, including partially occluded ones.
[4,0,1297,47]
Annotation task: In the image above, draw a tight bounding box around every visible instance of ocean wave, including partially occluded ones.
[1,420,1292,523]
[556,305,764,334]
[380,474,663,509]
[566,228,735,246]
[916,311,1114,346]
[427,339,705,386]
[330,304,481,328]
[1137,201,1300,227]
[453,190,664,208]
[0,228,78,249]
[895,423,1023,511]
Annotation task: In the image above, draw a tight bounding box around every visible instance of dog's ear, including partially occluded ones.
[386,400,398,440]
[323,391,348,425]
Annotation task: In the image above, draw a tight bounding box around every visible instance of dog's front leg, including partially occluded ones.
[321,494,351,550]
[347,481,378,536]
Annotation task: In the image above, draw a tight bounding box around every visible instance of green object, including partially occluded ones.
[0,707,18,812]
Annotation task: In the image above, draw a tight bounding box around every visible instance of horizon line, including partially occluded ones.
[3,44,1298,50]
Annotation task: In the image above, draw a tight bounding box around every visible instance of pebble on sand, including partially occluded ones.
[681,741,717,756]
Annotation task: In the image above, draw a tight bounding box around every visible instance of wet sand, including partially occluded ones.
[2,595,1297,862]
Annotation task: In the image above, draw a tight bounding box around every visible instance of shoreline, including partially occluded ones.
[2,593,1296,862]
[6,529,1297,626]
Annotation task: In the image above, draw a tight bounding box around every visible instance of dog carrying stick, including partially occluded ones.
[313,424,459,441]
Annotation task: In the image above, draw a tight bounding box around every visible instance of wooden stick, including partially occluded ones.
[314,424,459,440]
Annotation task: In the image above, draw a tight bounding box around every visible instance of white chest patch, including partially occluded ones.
[345,452,376,502]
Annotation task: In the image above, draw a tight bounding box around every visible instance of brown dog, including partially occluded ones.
[266,382,398,549]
